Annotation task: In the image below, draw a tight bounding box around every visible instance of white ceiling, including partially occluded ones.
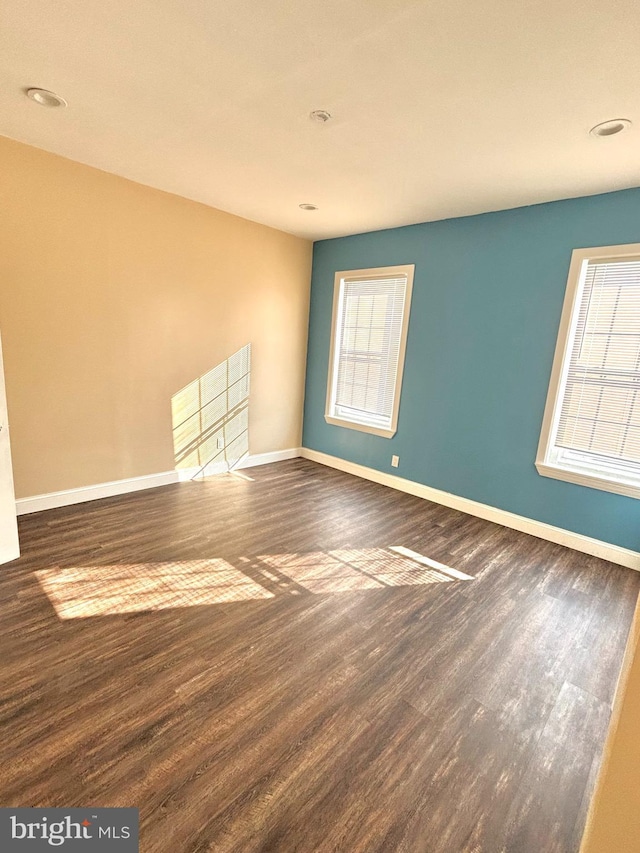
[1,0,639,240]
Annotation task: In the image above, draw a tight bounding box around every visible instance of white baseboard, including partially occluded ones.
[300,447,640,572]
[16,448,302,515]
[16,470,182,515]
[178,448,302,481]
[236,448,301,469]
[21,446,633,572]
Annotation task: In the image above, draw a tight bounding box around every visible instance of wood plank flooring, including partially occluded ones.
[1,458,638,852]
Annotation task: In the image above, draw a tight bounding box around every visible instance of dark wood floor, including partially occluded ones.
[1,459,638,852]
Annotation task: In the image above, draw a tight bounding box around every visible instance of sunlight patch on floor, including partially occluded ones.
[256,547,469,594]
[389,546,475,581]
[230,470,254,482]
[35,559,273,619]
[35,548,473,619]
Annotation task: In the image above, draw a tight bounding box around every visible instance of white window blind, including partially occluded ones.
[325,266,414,438]
[537,245,640,498]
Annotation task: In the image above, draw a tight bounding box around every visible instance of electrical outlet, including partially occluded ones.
[391,455,399,468]
[217,437,224,450]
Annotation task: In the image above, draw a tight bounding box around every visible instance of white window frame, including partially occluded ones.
[536,243,640,499]
[325,264,414,438]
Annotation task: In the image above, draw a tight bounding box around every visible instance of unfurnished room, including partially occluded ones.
[0,1,639,851]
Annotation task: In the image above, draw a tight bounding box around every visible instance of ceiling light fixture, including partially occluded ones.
[26,88,67,108]
[309,109,331,123]
[589,118,631,138]
[299,203,318,211]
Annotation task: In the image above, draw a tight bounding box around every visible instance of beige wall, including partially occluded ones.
[0,136,312,498]
[580,596,640,853]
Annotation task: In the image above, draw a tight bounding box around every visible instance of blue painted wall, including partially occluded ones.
[302,188,640,551]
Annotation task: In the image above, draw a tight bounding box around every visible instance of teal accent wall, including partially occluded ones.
[302,189,640,552]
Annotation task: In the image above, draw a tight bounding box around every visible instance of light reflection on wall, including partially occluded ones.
[171,344,250,478]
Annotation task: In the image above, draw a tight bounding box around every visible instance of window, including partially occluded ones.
[325,265,414,438]
[536,244,640,498]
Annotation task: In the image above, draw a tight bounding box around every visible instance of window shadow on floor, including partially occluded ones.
[34,546,474,619]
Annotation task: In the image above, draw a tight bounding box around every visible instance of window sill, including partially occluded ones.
[535,460,640,500]
[324,414,396,439]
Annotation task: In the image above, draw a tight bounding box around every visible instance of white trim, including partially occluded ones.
[324,414,399,438]
[16,449,302,515]
[0,541,20,565]
[535,460,640,500]
[536,243,640,500]
[325,264,415,439]
[300,447,640,572]
[16,470,182,515]
[235,448,301,469]
[0,332,20,564]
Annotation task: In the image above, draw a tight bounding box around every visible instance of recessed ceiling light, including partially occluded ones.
[26,88,67,108]
[589,118,631,138]
[299,203,318,211]
[309,109,331,123]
